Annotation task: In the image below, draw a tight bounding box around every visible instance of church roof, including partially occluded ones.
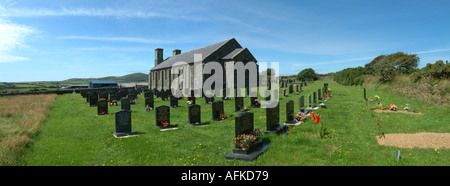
[151,38,240,71]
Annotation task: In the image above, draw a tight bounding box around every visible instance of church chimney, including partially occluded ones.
[173,49,181,56]
[155,48,163,66]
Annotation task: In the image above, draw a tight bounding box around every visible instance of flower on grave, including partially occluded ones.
[161,121,169,127]
[100,111,106,115]
[310,111,315,122]
[315,114,320,123]
[390,104,397,111]
[187,100,194,105]
[232,129,262,150]
[254,99,260,105]
[295,112,306,122]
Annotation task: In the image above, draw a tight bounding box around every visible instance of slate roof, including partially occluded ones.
[222,48,247,60]
[90,80,117,84]
[151,38,238,71]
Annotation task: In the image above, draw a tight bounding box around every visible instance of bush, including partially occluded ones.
[333,67,367,86]
[297,68,318,82]
[366,52,419,82]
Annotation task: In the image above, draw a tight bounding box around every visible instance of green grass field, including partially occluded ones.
[17,80,449,166]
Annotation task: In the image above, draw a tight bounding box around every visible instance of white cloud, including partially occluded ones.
[0,18,32,62]
[0,54,29,63]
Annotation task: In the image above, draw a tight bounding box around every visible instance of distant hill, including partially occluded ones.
[64,73,148,83]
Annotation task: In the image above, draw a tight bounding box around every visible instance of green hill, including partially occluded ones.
[64,73,148,83]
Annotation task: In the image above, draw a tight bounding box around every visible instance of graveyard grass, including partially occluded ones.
[14,80,450,166]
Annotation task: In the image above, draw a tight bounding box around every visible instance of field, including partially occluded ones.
[3,80,448,166]
[0,94,57,165]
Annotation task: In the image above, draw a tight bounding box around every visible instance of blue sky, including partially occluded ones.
[0,0,449,82]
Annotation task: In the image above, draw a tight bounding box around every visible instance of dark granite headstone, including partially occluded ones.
[170,95,178,108]
[145,97,154,110]
[313,92,317,104]
[97,99,108,115]
[128,94,136,104]
[188,104,205,126]
[99,93,108,100]
[89,93,98,107]
[265,101,287,135]
[364,88,367,101]
[225,111,269,161]
[113,109,135,138]
[289,84,293,94]
[212,101,224,121]
[235,97,244,112]
[285,100,295,124]
[121,98,131,111]
[250,97,260,108]
[155,105,176,130]
[299,95,305,113]
[318,88,322,100]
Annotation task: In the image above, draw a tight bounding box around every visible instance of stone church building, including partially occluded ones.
[148,38,258,92]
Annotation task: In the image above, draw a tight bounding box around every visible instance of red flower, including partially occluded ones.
[315,114,320,123]
[310,111,315,122]
[101,111,106,115]
[161,121,169,127]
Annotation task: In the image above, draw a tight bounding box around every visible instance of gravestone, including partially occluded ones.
[188,96,196,105]
[283,89,286,97]
[121,98,131,111]
[99,93,108,100]
[170,95,178,108]
[188,104,206,126]
[89,93,98,107]
[306,95,311,108]
[144,91,153,98]
[225,112,269,161]
[128,94,136,104]
[323,86,326,99]
[299,95,305,113]
[155,105,177,131]
[284,100,296,124]
[265,101,287,135]
[235,97,244,112]
[205,96,214,104]
[313,92,317,104]
[212,101,225,121]
[97,99,108,115]
[161,90,169,101]
[113,109,135,138]
[289,84,293,94]
[363,88,367,101]
[249,97,260,108]
[145,97,154,110]
[318,88,322,100]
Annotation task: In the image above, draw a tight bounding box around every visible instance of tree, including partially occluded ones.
[366,52,420,82]
[297,68,318,81]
